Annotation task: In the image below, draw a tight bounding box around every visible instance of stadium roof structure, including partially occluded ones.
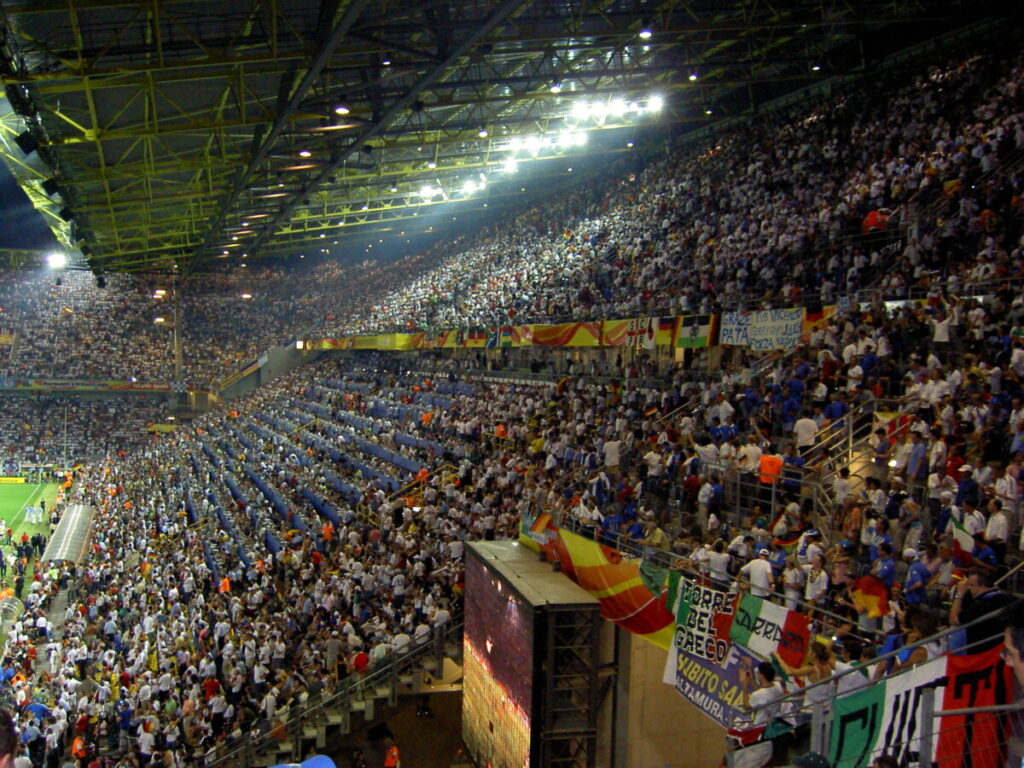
[0,0,1012,274]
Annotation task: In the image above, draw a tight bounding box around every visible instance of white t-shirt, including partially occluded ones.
[739,558,774,597]
[793,418,818,448]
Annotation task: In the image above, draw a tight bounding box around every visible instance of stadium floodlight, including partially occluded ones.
[608,98,627,116]
[571,101,591,121]
[647,95,665,112]
[502,159,518,173]
[154,317,166,324]
[689,72,699,81]
[523,135,543,156]
[550,82,562,94]
[47,252,67,269]
[334,105,351,115]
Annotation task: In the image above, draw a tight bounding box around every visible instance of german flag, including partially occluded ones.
[852,574,890,618]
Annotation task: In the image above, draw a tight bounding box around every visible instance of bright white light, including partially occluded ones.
[154,317,166,324]
[427,160,436,169]
[812,65,821,71]
[154,289,166,295]
[689,72,698,81]
[571,101,591,121]
[508,137,523,153]
[550,82,562,94]
[298,149,312,158]
[419,184,438,198]
[503,159,518,173]
[478,128,488,138]
[334,105,351,115]
[462,179,477,195]
[241,293,253,299]
[608,98,626,116]
[638,28,652,40]
[524,135,543,156]
[647,95,664,112]
[47,252,66,269]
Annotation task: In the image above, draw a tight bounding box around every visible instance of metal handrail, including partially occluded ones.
[749,600,1015,717]
[555,513,873,638]
[201,621,464,768]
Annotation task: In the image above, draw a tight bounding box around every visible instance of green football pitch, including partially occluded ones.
[0,481,59,548]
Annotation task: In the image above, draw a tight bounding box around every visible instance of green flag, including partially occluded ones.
[829,682,886,768]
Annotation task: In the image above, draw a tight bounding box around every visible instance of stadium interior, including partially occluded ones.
[1,1,1024,768]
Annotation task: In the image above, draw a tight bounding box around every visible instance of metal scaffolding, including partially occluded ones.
[0,0,1011,273]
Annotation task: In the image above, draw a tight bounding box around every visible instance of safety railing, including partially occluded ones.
[554,512,880,645]
[804,398,904,488]
[201,621,464,768]
[693,459,837,543]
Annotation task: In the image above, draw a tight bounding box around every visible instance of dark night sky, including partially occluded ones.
[0,166,60,251]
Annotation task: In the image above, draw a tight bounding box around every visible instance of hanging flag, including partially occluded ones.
[642,317,657,349]
[829,657,943,768]
[851,574,890,618]
[729,594,811,668]
[677,314,715,348]
[935,644,1011,768]
[829,645,1010,768]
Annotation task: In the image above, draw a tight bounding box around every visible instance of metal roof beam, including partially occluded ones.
[188,0,370,271]
[246,0,536,258]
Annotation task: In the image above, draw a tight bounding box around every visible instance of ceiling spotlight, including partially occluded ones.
[502,159,518,173]
[334,105,351,115]
[298,149,312,158]
[689,72,698,81]
[389,184,398,192]
[811,64,821,71]
[478,127,488,138]
[638,19,653,39]
[427,160,436,169]
[382,58,391,66]
[705,108,713,115]
[47,252,67,269]
[550,82,562,94]
[647,95,664,112]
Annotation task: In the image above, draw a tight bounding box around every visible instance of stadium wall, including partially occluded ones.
[619,629,724,768]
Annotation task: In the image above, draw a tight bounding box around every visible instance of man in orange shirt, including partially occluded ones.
[383,741,400,768]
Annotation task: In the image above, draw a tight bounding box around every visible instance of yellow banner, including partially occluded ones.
[147,423,178,433]
[0,477,26,484]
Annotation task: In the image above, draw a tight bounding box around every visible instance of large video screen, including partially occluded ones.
[462,551,534,768]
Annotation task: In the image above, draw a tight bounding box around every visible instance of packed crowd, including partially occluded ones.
[1,35,1022,393]
[0,396,167,467]
[0,32,1023,768]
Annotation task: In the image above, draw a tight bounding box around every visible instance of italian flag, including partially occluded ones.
[950,516,975,564]
[730,594,811,668]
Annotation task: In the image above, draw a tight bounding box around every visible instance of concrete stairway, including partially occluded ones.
[209,629,463,768]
